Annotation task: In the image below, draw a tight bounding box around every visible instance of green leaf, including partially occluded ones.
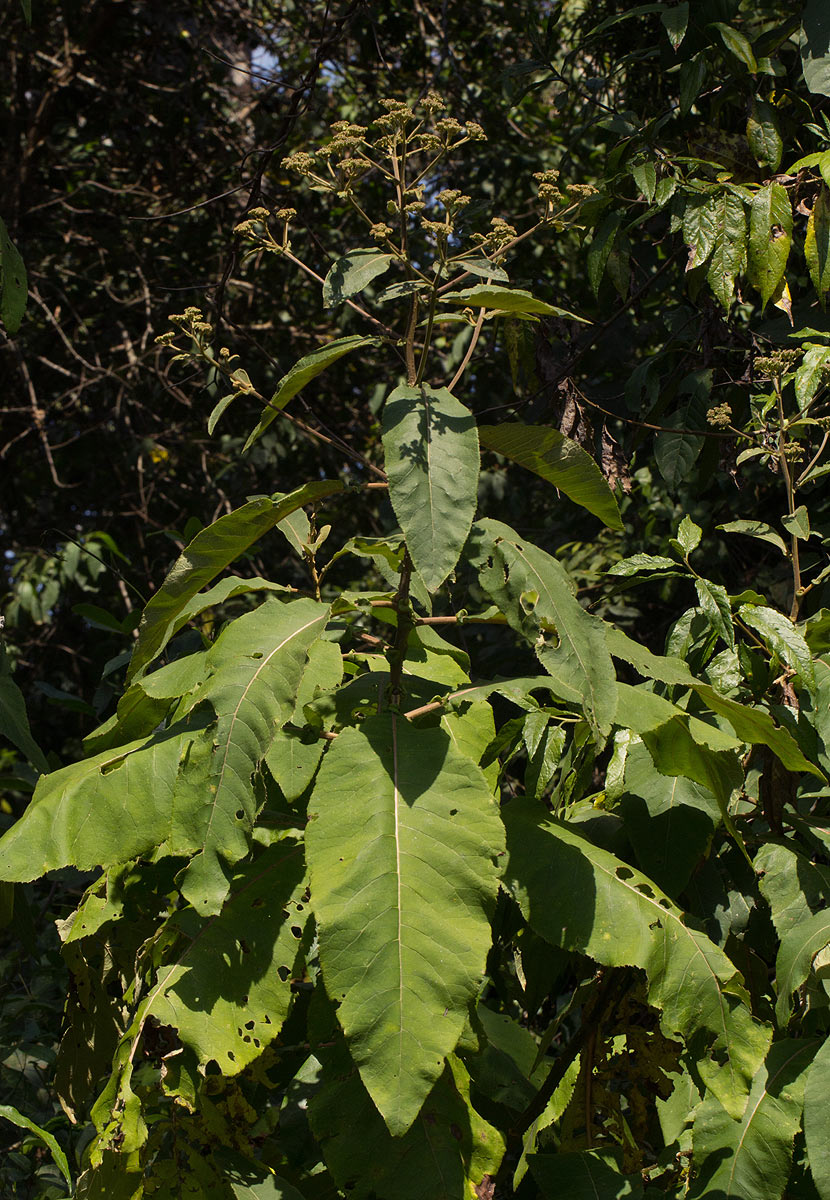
[654,411,704,488]
[0,215,27,334]
[680,55,707,116]
[219,1151,306,1200]
[145,842,306,1074]
[661,2,688,49]
[774,908,830,1024]
[127,482,342,683]
[530,1150,643,1198]
[587,213,621,296]
[689,1040,817,1200]
[711,22,757,72]
[781,505,811,539]
[503,800,771,1117]
[450,255,509,282]
[171,576,289,638]
[621,739,720,896]
[738,603,816,691]
[479,423,622,530]
[172,597,329,913]
[322,248,393,308]
[470,519,617,736]
[718,520,788,555]
[696,578,735,647]
[683,194,718,269]
[0,723,204,881]
[795,345,830,411]
[607,554,678,576]
[243,335,377,451]
[630,161,657,203]
[306,716,502,1135]
[748,183,792,309]
[382,383,479,592]
[440,284,589,322]
[802,0,830,97]
[0,650,49,773]
[805,186,830,305]
[756,843,830,941]
[0,1104,73,1192]
[308,999,504,1200]
[707,189,747,309]
[20,0,32,23]
[804,1035,830,1199]
[207,393,236,436]
[265,637,343,802]
[747,98,783,171]
[676,514,702,555]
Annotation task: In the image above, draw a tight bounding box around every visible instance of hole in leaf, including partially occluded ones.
[228,1051,236,1062]
[658,897,671,910]
[205,1059,221,1076]
[242,995,249,1005]
[251,651,263,659]
[263,1014,271,1024]
[615,866,634,880]
[243,1035,251,1043]
[245,1020,255,1030]
[235,809,245,820]
[277,965,291,982]
[253,1038,260,1048]
[449,809,458,817]
[290,925,302,939]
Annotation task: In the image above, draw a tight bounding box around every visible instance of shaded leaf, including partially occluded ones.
[127,482,342,683]
[774,907,830,1024]
[748,183,792,309]
[707,189,747,309]
[530,1149,642,1199]
[244,335,377,451]
[322,248,393,308]
[689,1040,817,1200]
[795,345,830,411]
[587,213,621,296]
[479,423,622,529]
[0,215,27,334]
[738,603,816,691]
[382,383,479,591]
[718,520,787,555]
[747,98,783,171]
[661,2,688,49]
[0,650,48,773]
[470,519,617,736]
[711,22,757,72]
[802,0,830,97]
[696,578,735,648]
[503,800,771,1117]
[0,1104,73,1191]
[804,1035,830,1199]
[306,716,503,1134]
[805,186,830,304]
[440,284,589,322]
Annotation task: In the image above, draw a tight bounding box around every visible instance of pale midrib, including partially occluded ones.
[204,614,323,846]
[391,714,405,1083]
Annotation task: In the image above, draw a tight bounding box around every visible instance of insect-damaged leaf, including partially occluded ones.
[469,519,617,737]
[503,800,771,1117]
[382,383,479,591]
[171,596,329,914]
[306,715,503,1135]
[748,183,792,309]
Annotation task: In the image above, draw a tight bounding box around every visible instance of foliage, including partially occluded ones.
[6,2,830,1198]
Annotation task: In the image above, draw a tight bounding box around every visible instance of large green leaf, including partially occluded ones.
[470,519,617,736]
[322,247,393,307]
[747,99,783,172]
[774,907,830,1025]
[795,344,830,412]
[804,1035,830,1199]
[308,997,504,1200]
[748,183,792,308]
[145,842,306,1074]
[503,800,771,1116]
[382,383,479,591]
[529,1150,642,1199]
[171,597,329,912]
[802,0,830,97]
[0,720,205,881]
[0,214,27,334]
[243,335,377,451]
[757,843,830,940]
[683,194,718,269]
[0,649,48,773]
[127,482,342,683]
[478,423,622,530]
[440,283,588,321]
[805,185,830,304]
[620,738,720,896]
[689,1040,817,1200]
[306,715,503,1134]
[737,603,816,691]
[265,637,343,802]
[706,189,747,309]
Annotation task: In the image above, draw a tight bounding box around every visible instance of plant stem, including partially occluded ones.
[387,550,414,708]
[775,380,802,620]
[448,307,486,392]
